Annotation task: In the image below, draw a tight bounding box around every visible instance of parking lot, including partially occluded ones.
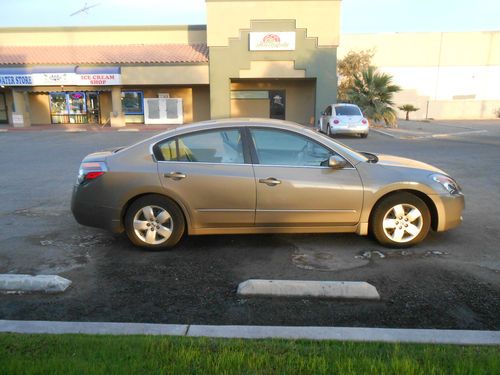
[0,120,499,329]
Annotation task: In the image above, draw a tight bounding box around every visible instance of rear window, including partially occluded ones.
[335,106,362,116]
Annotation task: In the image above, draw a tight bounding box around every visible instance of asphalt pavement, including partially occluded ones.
[0,120,499,329]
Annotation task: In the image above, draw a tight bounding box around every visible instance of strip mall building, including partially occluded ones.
[0,0,498,127]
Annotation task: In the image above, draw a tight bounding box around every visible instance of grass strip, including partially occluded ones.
[0,333,499,374]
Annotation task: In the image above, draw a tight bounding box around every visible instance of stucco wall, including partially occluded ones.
[231,79,316,124]
[206,0,341,47]
[28,93,50,125]
[339,31,500,119]
[0,25,207,46]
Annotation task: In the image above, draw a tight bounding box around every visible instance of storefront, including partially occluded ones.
[0,0,341,127]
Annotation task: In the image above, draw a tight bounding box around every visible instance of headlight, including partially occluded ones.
[430,174,461,195]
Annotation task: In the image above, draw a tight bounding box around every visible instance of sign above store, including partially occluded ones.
[249,32,296,51]
[0,67,121,86]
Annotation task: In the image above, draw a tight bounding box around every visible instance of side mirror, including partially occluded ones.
[328,155,348,169]
[320,111,325,116]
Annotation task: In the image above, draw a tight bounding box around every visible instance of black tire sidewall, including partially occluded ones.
[124,195,185,250]
[371,192,430,248]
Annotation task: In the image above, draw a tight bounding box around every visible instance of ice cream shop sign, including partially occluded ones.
[0,67,121,86]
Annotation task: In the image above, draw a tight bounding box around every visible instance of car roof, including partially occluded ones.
[333,103,360,107]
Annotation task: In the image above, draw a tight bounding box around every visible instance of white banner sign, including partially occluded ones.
[0,72,121,86]
[249,32,296,51]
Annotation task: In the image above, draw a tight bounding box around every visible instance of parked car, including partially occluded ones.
[319,103,369,138]
[71,118,464,250]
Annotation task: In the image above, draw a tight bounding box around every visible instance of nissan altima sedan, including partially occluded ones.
[71,118,464,250]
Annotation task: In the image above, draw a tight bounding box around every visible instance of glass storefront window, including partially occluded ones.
[68,92,86,114]
[121,91,144,114]
[50,92,68,115]
[49,92,91,124]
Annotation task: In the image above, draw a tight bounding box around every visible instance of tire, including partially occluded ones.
[124,194,185,250]
[360,133,368,138]
[327,125,333,137]
[370,192,430,248]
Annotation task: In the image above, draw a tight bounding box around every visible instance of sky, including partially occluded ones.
[0,0,499,33]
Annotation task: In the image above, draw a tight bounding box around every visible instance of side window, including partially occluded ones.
[251,128,333,167]
[156,129,245,164]
[326,106,332,116]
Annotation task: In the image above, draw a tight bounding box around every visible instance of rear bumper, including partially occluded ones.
[71,185,124,233]
[431,193,465,232]
[330,125,368,135]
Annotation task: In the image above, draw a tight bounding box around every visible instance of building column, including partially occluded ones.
[11,90,31,127]
[110,86,125,127]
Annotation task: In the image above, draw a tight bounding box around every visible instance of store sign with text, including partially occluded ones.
[249,32,296,51]
[0,72,121,86]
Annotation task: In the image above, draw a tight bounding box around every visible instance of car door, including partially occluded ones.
[249,127,363,226]
[319,105,331,133]
[155,128,256,228]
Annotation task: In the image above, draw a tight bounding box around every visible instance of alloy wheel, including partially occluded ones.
[382,203,423,243]
[133,205,173,245]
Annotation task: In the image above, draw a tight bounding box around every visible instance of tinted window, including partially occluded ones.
[157,129,244,164]
[335,106,361,116]
[251,129,332,167]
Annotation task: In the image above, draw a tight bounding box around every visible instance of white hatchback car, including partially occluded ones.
[319,103,369,138]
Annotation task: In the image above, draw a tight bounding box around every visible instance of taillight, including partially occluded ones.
[77,161,108,184]
[361,119,368,124]
[333,118,340,124]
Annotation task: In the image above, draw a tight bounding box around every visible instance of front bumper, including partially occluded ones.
[71,185,124,233]
[431,193,465,232]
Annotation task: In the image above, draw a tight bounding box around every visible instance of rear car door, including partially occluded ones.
[155,128,256,229]
[249,127,363,226]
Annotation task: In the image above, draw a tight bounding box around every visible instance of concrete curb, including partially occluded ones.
[0,274,71,293]
[0,320,187,335]
[237,279,380,300]
[0,320,499,345]
[371,127,488,140]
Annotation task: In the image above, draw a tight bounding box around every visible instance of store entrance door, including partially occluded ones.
[87,92,100,124]
[0,93,7,124]
[269,90,285,120]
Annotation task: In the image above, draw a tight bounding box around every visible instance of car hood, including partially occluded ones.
[375,154,446,174]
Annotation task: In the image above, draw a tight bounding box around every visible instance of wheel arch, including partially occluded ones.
[368,189,438,233]
[120,192,192,234]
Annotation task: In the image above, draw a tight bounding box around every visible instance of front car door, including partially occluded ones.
[155,128,256,229]
[249,127,363,226]
[319,105,331,133]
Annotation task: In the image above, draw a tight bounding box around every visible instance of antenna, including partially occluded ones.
[70,2,100,17]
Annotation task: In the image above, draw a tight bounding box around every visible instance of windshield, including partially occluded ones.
[335,106,362,116]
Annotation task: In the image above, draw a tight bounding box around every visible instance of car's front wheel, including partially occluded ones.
[371,192,430,248]
[124,195,185,250]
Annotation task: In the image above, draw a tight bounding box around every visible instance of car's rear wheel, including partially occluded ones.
[125,195,185,250]
[360,133,368,138]
[327,124,333,137]
[371,192,430,248]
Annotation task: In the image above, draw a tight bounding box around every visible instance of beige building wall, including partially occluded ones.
[206,0,341,47]
[0,25,207,46]
[339,31,500,119]
[231,79,316,124]
[192,86,211,122]
[121,65,209,85]
[28,93,50,124]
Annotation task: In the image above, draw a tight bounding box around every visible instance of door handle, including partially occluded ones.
[259,177,281,186]
[164,172,186,180]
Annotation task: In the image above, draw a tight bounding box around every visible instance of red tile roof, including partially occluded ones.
[0,43,209,65]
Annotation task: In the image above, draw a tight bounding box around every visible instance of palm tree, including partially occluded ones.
[347,66,401,127]
[398,104,419,120]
